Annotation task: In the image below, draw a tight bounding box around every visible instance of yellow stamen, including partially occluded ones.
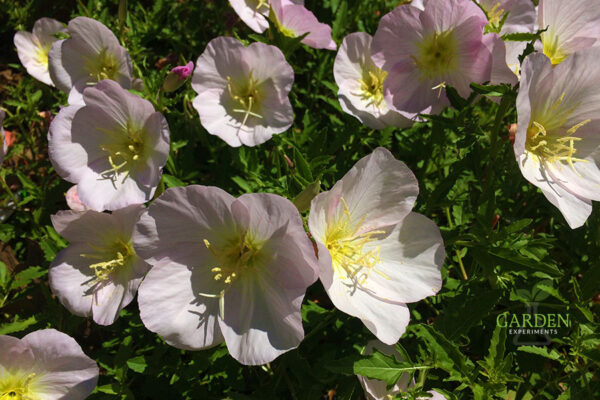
[80,239,135,281]
[227,73,263,132]
[0,372,37,400]
[526,118,591,175]
[324,198,388,290]
[198,235,264,319]
[355,68,388,108]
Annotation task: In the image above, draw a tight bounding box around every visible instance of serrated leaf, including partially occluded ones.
[517,345,561,360]
[0,316,37,334]
[10,266,46,290]
[410,324,476,383]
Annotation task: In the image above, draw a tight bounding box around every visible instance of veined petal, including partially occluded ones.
[21,329,98,400]
[229,0,270,33]
[518,153,592,228]
[219,272,305,365]
[138,260,224,350]
[361,212,444,304]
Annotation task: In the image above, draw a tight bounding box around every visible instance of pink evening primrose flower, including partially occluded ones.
[229,0,271,33]
[357,340,446,400]
[334,32,414,130]
[49,205,150,325]
[48,17,133,104]
[133,185,319,365]
[13,18,67,86]
[515,49,600,229]
[0,329,98,399]
[538,0,600,65]
[228,0,306,34]
[270,0,337,50]
[371,0,492,114]
[191,37,294,147]
[65,185,89,212]
[48,79,170,212]
[308,148,445,344]
[163,61,194,92]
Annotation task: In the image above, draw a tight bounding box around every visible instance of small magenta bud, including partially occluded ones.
[162,61,194,92]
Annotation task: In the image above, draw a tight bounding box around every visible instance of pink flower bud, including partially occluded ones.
[163,61,194,92]
[65,185,88,212]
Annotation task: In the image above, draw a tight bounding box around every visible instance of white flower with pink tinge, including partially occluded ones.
[371,0,493,114]
[334,32,414,129]
[308,148,445,344]
[13,18,67,86]
[538,0,600,65]
[270,0,336,50]
[48,80,170,211]
[48,17,133,103]
[515,49,600,229]
[0,329,98,399]
[49,205,150,325]
[191,37,294,147]
[133,185,319,365]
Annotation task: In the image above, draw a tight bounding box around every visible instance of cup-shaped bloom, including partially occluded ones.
[48,17,133,103]
[229,0,270,33]
[270,0,337,50]
[48,79,170,211]
[163,61,194,92]
[334,32,413,129]
[133,185,319,365]
[191,37,294,147]
[538,0,600,65]
[0,329,98,399]
[13,18,67,86]
[515,50,600,229]
[372,0,492,114]
[308,148,445,344]
[49,205,150,325]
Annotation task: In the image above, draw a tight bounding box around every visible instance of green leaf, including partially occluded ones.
[126,355,147,373]
[11,266,46,290]
[162,174,186,188]
[501,32,540,41]
[352,351,428,386]
[517,346,561,360]
[293,148,314,182]
[410,324,476,383]
[0,316,37,335]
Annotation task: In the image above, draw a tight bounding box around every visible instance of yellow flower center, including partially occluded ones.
[99,121,146,183]
[200,233,265,319]
[486,2,506,28]
[525,92,591,173]
[34,43,51,68]
[86,47,119,82]
[541,31,568,65]
[324,198,388,288]
[0,372,39,400]
[227,72,263,128]
[358,68,387,108]
[413,30,458,81]
[255,0,269,11]
[81,239,135,281]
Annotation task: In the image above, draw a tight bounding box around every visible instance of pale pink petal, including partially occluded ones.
[22,329,99,400]
[229,0,269,33]
[518,154,592,228]
[0,335,34,371]
[362,213,444,304]
[271,0,337,50]
[138,261,224,350]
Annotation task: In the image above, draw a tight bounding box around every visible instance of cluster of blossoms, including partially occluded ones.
[6,0,600,397]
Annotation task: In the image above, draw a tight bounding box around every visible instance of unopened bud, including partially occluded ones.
[293,180,321,212]
[162,61,194,92]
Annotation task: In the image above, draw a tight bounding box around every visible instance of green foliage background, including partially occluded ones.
[0,0,598,399]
